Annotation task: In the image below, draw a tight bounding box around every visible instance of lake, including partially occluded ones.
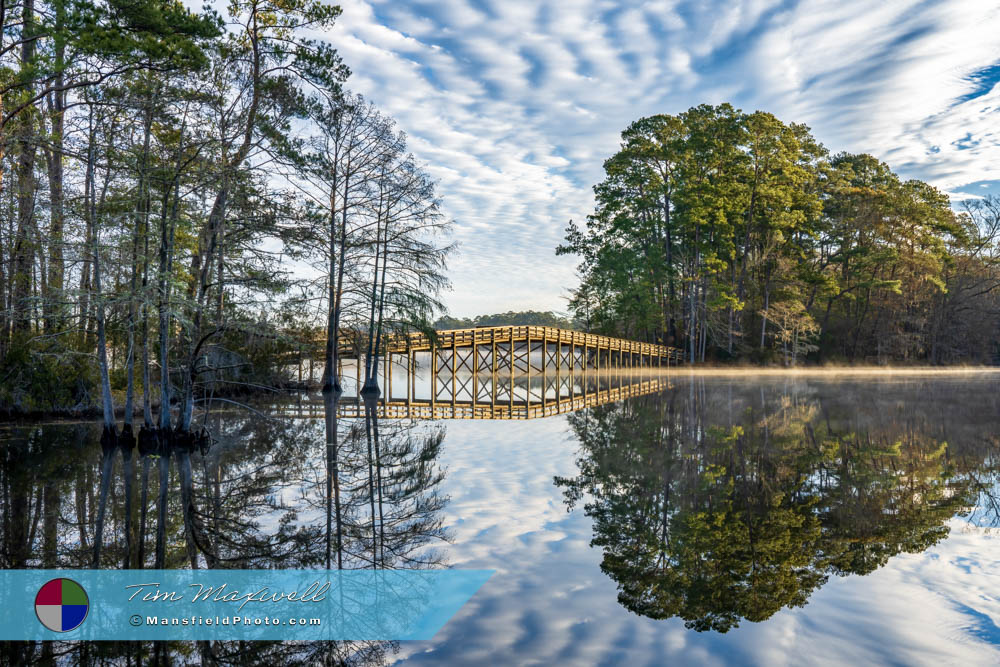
[2,370,999,665]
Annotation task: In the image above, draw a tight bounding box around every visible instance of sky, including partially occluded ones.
[320,0,1000,318]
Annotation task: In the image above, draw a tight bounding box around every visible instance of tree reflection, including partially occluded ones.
[556,378,1000,633]
[0,408,449,665]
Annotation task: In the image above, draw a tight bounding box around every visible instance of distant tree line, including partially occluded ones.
[558,104,1000,364]
[433,310,577,330]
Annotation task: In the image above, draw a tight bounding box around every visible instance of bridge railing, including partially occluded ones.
[380,325,683,360]
[286,325,685,376]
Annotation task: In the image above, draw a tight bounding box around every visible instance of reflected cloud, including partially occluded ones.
[3,373,1000,664]
[396,374,1000,664]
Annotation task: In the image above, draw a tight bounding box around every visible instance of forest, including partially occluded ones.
[433,310,576,330]
[558,105,1000,364]
[0,0,456,602]
[0,0,451,419]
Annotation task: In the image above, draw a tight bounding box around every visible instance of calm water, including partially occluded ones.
[2,372,1000,665]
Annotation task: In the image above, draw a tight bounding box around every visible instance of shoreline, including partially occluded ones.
[661,366,1000,376]
[0,385,309,424]
[2,367,997,424]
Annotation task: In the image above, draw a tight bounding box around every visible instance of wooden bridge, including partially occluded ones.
[281,325,682,420]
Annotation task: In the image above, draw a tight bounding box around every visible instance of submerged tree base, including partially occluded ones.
[134,425,211,457]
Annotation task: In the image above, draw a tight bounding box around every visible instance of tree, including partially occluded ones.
[559,106,992,364]
[177,0,348,432]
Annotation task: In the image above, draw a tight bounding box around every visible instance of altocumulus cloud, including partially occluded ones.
[320,0,1000,317]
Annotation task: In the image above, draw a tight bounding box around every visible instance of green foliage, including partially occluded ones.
[2,0,221,108]
[560,105,1000,363]
[0,338,98,415]
[0,0,357,416]
[433,310,577,330]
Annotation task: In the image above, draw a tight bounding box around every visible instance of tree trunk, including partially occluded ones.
[125,101,153,428]
[86,112,115,430]
[10,0,37,335]
[760,286,770,350]
[154,450,169,568]
[42,481,59,567]
[42,4,66,334]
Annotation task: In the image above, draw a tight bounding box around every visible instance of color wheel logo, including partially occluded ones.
[35,578,89,632]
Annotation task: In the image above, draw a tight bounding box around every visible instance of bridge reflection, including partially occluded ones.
[279,371,670,420]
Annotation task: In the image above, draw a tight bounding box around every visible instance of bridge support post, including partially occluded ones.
[472,339,478,412]
[526,331,532,408]
[617,340,622,388]
[541,331,547,408]
[556,337,562,403]
[491,330,497,412]
[431,344,438,413]
[595,342,600,382]
[508,327,514,416]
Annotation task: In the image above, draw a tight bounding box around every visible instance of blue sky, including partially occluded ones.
[323,0,1000,318]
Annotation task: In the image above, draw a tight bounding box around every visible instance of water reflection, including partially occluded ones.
[0,411,448,665]
[3,371,1000,664]
[282,366,670,420]
[556,377,1000,633]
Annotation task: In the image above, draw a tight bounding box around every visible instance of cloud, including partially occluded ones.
[324,0,1000,317]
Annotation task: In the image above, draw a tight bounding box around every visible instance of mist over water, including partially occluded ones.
[663,367,1000,376]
